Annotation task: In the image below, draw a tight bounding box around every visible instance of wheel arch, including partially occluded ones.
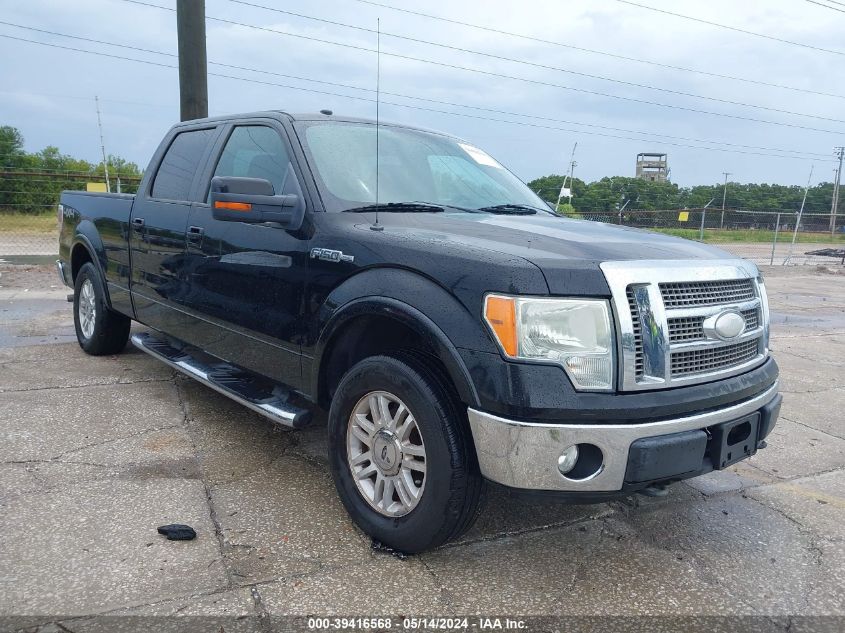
[70,224,111,307]
[313,296,481,411]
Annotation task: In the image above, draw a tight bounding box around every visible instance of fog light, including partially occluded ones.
[557,445,579,475]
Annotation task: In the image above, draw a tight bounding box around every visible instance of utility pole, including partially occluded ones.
[618,197,631,225]
[555,142,577,213]
[567,142,578,208]
[831,147,844,237]
[786,164,814,265]
[720,171,731,229]
[94,95,110,193]
[177,0,208,121]
[699,197,716,241]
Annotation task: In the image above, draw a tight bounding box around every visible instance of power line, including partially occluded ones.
[116,0,845,134]
[0,21,834,159]
[805,0,845,13]
[0,32,837,163]
[226,0,843,124]
[615,0,845,56]
[0,27,828,158]
[341,0,845,100]
[0,88,169,108]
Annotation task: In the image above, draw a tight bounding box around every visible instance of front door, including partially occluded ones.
[129,125,219,334]
[180,121,312,390]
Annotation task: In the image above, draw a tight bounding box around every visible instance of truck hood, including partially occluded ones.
[454,212,729,259]
[365,211,736,294]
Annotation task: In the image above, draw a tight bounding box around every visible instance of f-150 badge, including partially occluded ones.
[310,247,354,263]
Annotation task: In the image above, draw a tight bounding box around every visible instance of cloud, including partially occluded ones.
[0,0,840,186]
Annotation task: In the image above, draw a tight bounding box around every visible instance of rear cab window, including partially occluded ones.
[151,128,217,201]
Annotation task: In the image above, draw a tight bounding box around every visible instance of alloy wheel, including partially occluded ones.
[78,278,97,339]
[346,390,427,517]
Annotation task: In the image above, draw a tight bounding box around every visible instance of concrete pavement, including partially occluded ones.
[0,263,843,630]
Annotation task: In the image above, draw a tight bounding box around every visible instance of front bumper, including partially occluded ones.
[468,381,780,493]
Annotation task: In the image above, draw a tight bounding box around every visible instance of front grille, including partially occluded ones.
[660,279,756,308]
[671,339,760,377]
[627,287,644,377]
[667,308,760,343]
[744,309,759,330]
[604,261,768,391]
[667,315,706,343]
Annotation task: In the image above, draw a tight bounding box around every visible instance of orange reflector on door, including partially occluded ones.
[214,201,252,211]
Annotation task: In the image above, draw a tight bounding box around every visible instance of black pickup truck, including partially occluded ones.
[58,111,781,552]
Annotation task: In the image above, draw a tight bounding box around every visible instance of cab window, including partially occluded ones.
[210,126,293,198]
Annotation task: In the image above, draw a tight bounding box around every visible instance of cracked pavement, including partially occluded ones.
[0,263,843,628]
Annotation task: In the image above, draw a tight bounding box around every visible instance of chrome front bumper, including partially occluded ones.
[467,381,779,492]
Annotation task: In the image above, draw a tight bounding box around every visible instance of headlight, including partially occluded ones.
[484,294,615,391]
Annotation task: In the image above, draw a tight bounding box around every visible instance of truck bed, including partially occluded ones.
[58,190,137,312]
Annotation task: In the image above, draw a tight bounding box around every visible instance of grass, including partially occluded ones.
[654,227,845,244]
[0,211,841,246]
[0,213,58,233]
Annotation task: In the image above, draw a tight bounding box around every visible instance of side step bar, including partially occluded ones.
[131,332,311,429]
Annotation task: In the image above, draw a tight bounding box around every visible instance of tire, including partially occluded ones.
[328,352,482,553]
[73,262,131,355]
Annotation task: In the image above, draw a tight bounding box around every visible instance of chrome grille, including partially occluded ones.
[600,260,769,392]
[660,279,756,308]
[744,308,759,330]
[668,308,759,344]
[671,339,760,377]
[627,287,645,377]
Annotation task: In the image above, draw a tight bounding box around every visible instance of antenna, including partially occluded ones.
[95,95,111,193]
[371,17,384,231]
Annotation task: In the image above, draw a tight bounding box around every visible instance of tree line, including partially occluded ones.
[1,123,839,218]
[527,174,838,216]
[1,125,143,214]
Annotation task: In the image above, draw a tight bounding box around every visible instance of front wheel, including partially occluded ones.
[73,262,131,355]
[328,353,482,553]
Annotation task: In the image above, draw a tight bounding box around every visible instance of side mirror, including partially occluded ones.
[210,176,304,228]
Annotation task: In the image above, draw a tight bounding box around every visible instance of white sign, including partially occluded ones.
[458,143,503,169]
[559,186,572,198]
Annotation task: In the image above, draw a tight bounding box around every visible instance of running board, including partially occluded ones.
[130,332,311,429]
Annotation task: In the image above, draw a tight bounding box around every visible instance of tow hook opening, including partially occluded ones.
[727,421,752,446]
[558,443,604,481]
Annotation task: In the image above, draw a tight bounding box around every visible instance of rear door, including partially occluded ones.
[129,125,220,334]
[179,119,312,390]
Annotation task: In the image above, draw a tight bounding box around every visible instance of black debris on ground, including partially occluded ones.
[157,524,197,541]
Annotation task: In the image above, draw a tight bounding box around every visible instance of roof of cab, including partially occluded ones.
[172,110,460,141]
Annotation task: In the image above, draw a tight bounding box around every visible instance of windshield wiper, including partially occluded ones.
[342,202,444,213]
[476,203,546,215]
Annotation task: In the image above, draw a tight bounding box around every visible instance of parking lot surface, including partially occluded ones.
[0,263,843,630]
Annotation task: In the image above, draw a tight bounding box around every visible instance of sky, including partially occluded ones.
[1,0,843,188]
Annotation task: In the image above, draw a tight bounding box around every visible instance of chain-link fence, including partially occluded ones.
[571,207,845,266]
[0,169,140,262]
[1,180,843,267]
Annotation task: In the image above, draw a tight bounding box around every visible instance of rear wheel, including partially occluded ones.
[73,262,130,355]
[328,353,482,553]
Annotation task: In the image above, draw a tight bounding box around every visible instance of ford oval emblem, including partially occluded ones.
[703,310,746,341]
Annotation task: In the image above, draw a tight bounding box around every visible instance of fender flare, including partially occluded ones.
[71,223,112,308]
[312,290,483,409]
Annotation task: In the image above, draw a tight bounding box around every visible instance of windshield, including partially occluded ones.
[296,120,548,213]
